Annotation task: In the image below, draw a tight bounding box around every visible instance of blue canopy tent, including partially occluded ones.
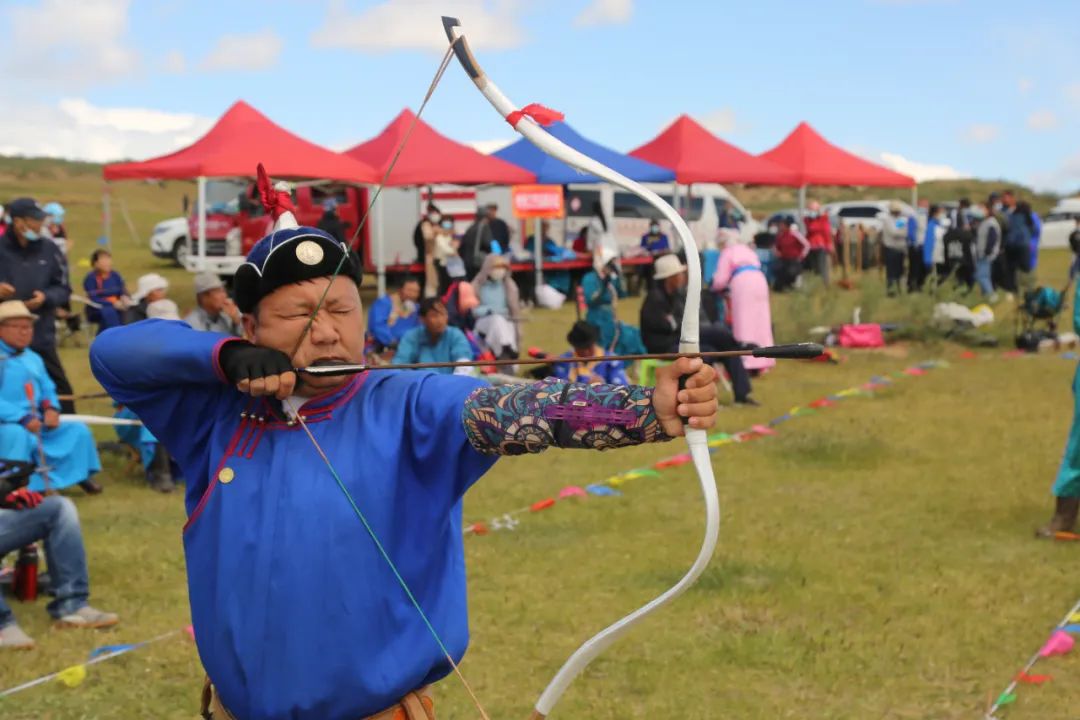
[493,121,675,184]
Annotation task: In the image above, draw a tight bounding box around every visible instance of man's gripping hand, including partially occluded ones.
[652,357,718,437]
[218,341,297,400]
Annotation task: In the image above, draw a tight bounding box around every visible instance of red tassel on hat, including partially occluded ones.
[256,163,295,221]
[505,103,565,128]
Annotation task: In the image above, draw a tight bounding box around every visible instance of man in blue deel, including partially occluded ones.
[90,178,718,720]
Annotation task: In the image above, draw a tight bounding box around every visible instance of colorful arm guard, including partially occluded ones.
[463,378,672,456]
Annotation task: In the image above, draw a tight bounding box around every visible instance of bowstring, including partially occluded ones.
[282,39,492,720]
[293,415,491,720]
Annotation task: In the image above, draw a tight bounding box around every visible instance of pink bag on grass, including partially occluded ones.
[838,324,884,348]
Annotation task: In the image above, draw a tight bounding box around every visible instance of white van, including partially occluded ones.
[1041,197,1080,250]
[561,183,758,253]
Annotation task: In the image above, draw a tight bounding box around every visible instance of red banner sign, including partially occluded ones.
[511,184,564,219]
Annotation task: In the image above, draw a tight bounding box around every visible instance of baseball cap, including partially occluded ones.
[7,198,47,221]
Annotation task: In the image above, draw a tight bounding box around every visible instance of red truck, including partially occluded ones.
[183,181,369,276]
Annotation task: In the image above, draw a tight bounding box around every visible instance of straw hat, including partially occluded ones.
[653,254,688,280]
[0,300,38,322]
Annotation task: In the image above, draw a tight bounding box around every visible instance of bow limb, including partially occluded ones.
[442,17,720,719]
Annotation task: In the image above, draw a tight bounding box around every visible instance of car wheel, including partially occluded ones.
[173,237,189,267]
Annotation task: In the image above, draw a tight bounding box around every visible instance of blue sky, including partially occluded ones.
[2,0,1078,191]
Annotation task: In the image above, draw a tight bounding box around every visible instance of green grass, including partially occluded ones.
[1,163,1078,719]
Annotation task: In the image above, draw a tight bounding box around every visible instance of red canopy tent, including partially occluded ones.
[102,101,380,275]
[758,122,914,188]
[344,108,535,185]
[103,100,379,183]
[629,114,798,185]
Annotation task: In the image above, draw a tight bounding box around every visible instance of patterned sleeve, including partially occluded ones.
[462,377,673,456]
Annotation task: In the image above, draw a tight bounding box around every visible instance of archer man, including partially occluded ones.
[90,198,717,720]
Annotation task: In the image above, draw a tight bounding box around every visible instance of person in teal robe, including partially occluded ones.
[0,301,100,492]
[1040,281,1080,537]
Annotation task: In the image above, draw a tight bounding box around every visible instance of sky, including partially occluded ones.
[1,0,1079,192]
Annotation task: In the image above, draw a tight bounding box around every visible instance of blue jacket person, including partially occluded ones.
[89,199,717,720]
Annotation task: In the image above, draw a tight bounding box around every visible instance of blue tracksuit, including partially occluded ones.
[90,320,498,720]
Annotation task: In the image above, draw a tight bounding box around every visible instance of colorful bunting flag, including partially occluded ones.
[586,484,621,497]
[56,665,87,688]
[1016,671,1052,685]
[88,644,137,660]
[558,486,587,499]
[654,454,692,469]
[995,691,1017,706]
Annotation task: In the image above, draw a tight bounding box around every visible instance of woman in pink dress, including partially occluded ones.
[711,234,775,371]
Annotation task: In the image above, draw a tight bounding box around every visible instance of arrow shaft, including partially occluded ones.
[300,343,824,376]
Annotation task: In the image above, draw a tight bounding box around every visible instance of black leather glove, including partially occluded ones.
[218,341,294,386]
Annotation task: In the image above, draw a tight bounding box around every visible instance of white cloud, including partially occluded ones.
[574,0,633,27]
[961,123,1000,144]
[310,0,526,53]
[1029,152,1080,193]
[200,30,283,71]
[697,108,741,136]
[162,50,186,74]
[1018,77,1033,94]
[0,98,214,163]
[465,138,515,154]
[1026,109,1059,131]
[877,152,966,182]
[2,0,137,88]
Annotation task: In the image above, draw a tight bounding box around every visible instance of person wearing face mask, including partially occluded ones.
[470,254,520,360]
[0,197,77,417]
[639,220,670,290]
[413,204,441,297]
[640,221,670,255]
[433,216,463,296]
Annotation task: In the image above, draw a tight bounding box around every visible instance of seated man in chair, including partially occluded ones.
[0,459,118,648]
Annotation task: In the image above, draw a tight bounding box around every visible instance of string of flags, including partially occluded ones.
[0,624,194,699]
[985,598,1080,718]
[463,360,948,537]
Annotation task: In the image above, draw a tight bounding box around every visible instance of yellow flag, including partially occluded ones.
[57,664,87,688]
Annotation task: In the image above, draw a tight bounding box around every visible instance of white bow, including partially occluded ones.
[442,17,721,719]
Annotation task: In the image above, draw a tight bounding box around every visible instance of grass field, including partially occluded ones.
[1,165,1078,719]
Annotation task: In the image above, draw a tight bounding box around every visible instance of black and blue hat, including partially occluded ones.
[232,169,362,313]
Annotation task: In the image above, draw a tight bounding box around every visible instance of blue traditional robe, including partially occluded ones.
[0,340,100,491]
[90,320,498,720]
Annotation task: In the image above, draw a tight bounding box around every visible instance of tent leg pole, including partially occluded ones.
[102,183,111,249]
[534,217,543,299]
[197,176,207,272]
[911,185,918,208]
[797,185,807,230]
[376,195,386,297]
